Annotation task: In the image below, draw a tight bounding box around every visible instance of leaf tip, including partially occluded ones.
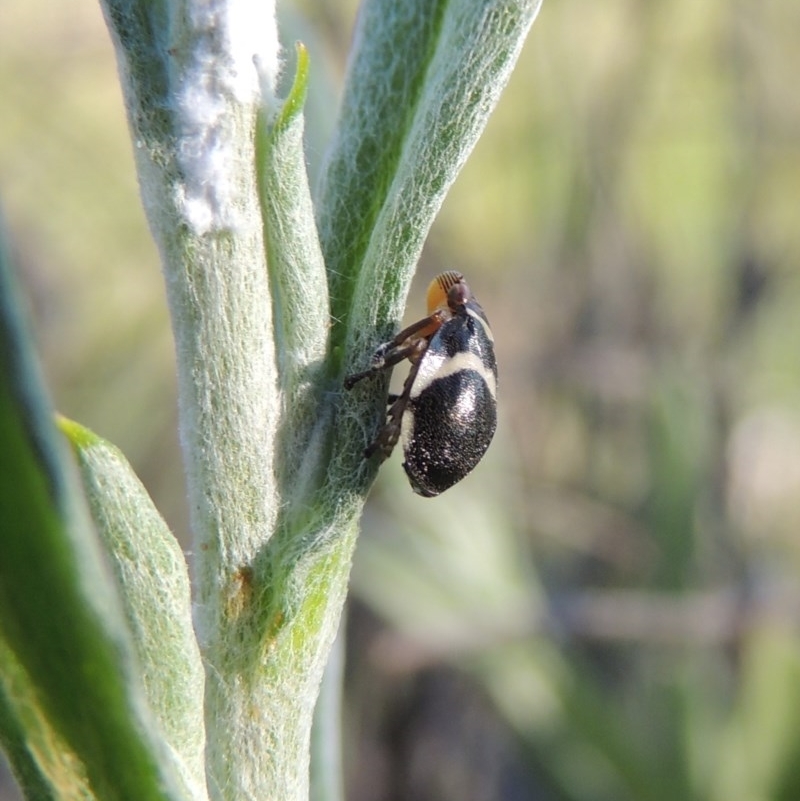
[273,41,310,131]
[56,414,101,451]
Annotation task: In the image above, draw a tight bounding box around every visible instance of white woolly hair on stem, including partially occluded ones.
[174,0,281,236]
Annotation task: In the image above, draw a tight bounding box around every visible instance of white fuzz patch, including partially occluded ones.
[175,0,279,235]
[225,0,280,101]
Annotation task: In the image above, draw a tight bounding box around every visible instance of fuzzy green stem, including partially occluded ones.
[99,1,543,800]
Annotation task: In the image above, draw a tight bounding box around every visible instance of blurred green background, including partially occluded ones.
[2,1,800,800]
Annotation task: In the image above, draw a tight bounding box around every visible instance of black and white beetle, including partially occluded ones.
[345,271,497,497]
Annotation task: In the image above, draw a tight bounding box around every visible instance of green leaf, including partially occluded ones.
[317,0,545,369]
[257,42,331,504]
[712,626,800,801]
[0,224,185,801]
[0,637,95,801]
[59,418,208,801]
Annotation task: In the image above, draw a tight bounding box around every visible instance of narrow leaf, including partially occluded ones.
[0,637,95,801]
[0,223,185,801]
[257,42,331,503]
[317,0,544,366]
[59,418,208,801]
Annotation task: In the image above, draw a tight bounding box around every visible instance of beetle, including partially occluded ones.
[344,270,497,497]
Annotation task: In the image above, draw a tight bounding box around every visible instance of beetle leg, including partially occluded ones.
[344,341,419,389]
[364,359,422,459]
[343,310,445,390]
[387,309,446,346]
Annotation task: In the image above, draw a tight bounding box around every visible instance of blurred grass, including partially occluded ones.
[0,0,185,542]
[2,0,800,800]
